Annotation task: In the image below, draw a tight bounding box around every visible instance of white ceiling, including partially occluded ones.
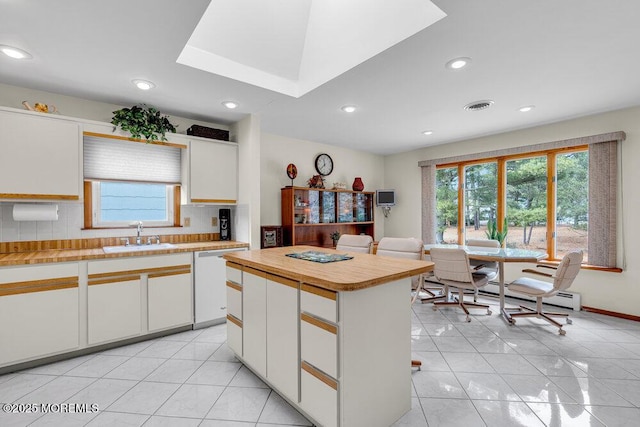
[1,0,640,155]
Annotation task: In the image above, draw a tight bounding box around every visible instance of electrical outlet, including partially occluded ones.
[184,217,191,227]
[212,217,218,226]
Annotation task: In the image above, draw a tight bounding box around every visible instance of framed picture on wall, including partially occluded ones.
[261,225,283,249]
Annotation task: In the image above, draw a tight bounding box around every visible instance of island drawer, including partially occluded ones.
[226,262,242,284]
[301,312,337,378]
[226,281,242,319]
[226,314,242,355]
[301,283,337,323]
[300,361,338,427]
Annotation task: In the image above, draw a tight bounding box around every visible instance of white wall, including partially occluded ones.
[0,83,228,135]
[385,106,640,316]
[233,114,262,249]
[260,133,386,240]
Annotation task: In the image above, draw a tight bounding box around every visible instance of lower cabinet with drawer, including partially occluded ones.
[88,253,193,345]
[226,262,243,355]
[0,263,80,367]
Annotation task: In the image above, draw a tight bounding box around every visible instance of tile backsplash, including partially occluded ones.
[0,202,227,243]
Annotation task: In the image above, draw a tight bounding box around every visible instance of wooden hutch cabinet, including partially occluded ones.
[281,186,374,247]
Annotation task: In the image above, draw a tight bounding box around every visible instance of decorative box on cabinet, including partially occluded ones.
[281,187,374,247]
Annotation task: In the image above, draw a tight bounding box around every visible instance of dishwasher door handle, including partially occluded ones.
[197,252,224,258]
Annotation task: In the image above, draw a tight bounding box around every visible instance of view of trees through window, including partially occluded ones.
[465,162,497,242]
[506,156,548,252]
[435,149,589,261]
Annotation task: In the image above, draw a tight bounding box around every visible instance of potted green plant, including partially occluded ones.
[111,104,177,142]
[485,218,508,247]
[330,231,341,247]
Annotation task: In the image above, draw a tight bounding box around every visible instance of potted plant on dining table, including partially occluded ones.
[330,231,341,248]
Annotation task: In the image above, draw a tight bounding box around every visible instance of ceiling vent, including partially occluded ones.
[464,100,494,111]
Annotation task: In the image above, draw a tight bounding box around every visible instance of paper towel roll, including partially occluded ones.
[13,204,59,221]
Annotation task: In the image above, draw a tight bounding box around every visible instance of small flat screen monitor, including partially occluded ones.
[376,190,396,207]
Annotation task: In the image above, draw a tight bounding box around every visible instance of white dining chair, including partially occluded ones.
[465,238,500,302]
[430,247,492,322]
[335,234,373,254]
[506,250,583,335]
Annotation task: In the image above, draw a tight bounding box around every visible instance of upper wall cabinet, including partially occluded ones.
[0,111,80,200]
[182,139,238,204]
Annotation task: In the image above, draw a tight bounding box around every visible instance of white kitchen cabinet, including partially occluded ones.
[182,138,238,204]
[88,257,141,345]
[0,110,80,199]
[266,274,299,402]
[87,276,141,345]
[241,267,267,377]
[148,262,192,332]
[0,263,79,367]
[227,266,300,401]
[88,253,192,345]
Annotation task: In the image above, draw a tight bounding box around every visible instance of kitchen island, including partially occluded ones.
[223,245,433,427]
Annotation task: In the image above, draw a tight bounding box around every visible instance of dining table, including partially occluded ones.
[423,244,548,323]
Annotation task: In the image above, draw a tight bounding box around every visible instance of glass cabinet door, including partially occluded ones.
[355,193,373,222]
[338,192,354,223]
[307,190,319,224]
[321,191,336,223]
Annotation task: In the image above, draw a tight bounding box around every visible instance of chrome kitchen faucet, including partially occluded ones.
[133,221,143,245]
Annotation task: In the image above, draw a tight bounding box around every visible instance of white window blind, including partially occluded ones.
[83,135,182,183]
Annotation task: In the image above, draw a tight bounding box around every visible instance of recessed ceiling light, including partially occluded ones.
[341,105,357,113]
[0,45,32,60]
[422,130,433,135]
[132,79,155,90]
[518,105,535,112]
[222,101,238,109]
[464,100,494,111]
[445,57,471,70]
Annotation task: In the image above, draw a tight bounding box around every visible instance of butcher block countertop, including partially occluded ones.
[224,245,433,292]
[0,241,249,267]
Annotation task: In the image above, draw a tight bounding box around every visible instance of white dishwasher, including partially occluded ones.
[194,248,247,329]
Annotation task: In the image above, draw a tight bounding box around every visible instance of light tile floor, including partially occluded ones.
[1,296,640,426]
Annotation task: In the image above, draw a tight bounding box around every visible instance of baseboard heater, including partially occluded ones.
[479,283,581,311]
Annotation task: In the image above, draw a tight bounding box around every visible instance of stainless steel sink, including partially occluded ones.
[102,243,176,253]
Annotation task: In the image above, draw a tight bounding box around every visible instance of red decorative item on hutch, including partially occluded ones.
[352,177,364,191]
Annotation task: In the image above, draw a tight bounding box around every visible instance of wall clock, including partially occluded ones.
[315,153,334,176]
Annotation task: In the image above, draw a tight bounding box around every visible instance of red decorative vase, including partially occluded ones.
[352,177,364,191]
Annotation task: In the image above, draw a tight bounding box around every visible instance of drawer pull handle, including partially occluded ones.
[302,361,338,390]
[301,312,337,335]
